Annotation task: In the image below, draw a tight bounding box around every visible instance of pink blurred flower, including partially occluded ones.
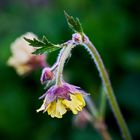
[7,32,46,75]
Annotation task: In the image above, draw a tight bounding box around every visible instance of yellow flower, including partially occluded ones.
[37,83,87,118]
[46,94,85,118]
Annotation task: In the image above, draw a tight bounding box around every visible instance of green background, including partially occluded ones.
[0,0,140,140]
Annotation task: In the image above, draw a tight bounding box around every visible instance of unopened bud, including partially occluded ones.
[72,33,83,44]
[40,67,53,84]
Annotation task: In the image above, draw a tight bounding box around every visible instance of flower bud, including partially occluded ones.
[72,33,83,44]
[40,67,54,84]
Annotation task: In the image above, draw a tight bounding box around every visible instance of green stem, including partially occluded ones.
[55,38,112,140]
[83,36,132,140]
[56,42,74,86]
[99,88,106,118]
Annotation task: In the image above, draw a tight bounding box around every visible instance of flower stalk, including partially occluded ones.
[56,36,112,140]
[82,34,132,140]
[56,41,75,86]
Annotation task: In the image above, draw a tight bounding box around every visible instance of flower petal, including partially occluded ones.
[36,100,46,112]
[62,93,86,114]
[46,99,67,118]
[56,99,67,116]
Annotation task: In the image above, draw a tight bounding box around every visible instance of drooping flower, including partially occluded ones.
[7,32,46,75]
[37,82,87,118]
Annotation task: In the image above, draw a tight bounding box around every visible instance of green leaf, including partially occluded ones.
[64,11,83,33]
[24,36,61,55]
[24,37,45,47]
[42,36,54,46]
[33,47,60,55]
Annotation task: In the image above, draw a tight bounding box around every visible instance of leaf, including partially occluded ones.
[32,47,60,55]
[64,11,83,33]
[42,36,54,46]
[24,37,45,47]
[24,36,61,55]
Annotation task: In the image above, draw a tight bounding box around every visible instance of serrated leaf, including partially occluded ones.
[64,11,83,33]
[24,37,45,47]
[24,36,61,54]
[24,36,57,47]
[33,47,60,55]
[42,36,54,46]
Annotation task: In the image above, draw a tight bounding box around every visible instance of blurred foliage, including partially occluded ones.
[0,0,140,140]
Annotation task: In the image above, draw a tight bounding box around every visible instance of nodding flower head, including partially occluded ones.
[40,67,54,84]
[37,82,88,118]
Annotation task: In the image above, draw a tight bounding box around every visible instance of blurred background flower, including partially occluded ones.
[7,32,46,75]
[0,0,139,140]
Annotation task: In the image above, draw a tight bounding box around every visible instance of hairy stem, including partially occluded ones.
[55,38,112,140]
[83,35,132,140]
[56,42,74,86]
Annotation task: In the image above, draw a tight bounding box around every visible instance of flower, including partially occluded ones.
[37,82,87,118]
[7,32,46,75]
[40,67,54,84]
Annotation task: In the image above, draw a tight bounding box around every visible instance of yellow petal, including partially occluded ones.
[56,99,67,115]
[62,93,86,114]
[46,99,67,118]
[47,101,57,117]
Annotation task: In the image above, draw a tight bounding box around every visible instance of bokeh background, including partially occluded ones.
[0,0,140,140]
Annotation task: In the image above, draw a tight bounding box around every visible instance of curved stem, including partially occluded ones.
[55,39,112,140]
[56,42,74,86]
[83,36,132,140]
